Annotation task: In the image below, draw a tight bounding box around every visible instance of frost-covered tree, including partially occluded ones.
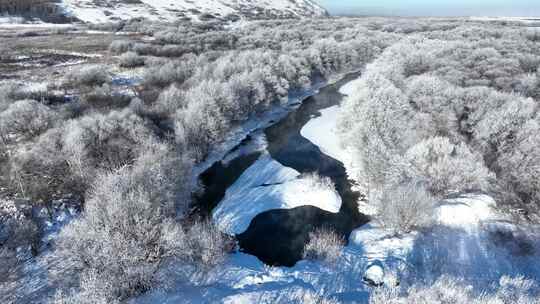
[404,137,494,196]
[375,181,435,235]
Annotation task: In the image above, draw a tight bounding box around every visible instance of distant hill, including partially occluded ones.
[0,0,328,23]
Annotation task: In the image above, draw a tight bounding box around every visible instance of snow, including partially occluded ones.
[363,262,385,286]
[60,0,327,23]
[301,105,349,164]
[212,153,342,235]
[436,194,498,228]
[339,77,363,96]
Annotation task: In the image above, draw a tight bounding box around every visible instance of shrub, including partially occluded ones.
[184,220,234,269]
[108,40,133,55]
[118,51,145,68]
[62,109,156,184]
[282,289,340,304]
[153,84,185,116]
[375,181,435,235]
[9,128,80,203]
[0,199,39,282]
[303,227,345,265]
[80,84,131,109]
[51,270,119,304]
[63,65,110,89]
[0,99,55,140]
[56,168,187,300]
[54,141,200,301]
[0,82,18,112]
[404,137,494,196]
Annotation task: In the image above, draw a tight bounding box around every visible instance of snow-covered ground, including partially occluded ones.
[60,0,327,23]
[338,78,363,97]
[213,154,342,235]
[137,192,540,304]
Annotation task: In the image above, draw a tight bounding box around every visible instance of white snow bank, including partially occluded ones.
[133,250,370,304]
[349,223,417,262]
[339,77,362,96]
[212,154,342,235]
[301,105,350,164]
[300,103,367,211]
[436,194,498,228]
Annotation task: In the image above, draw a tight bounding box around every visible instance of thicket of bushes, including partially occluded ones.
[340,24,540,230]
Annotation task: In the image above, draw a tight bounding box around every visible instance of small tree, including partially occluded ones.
[375,181,435,235]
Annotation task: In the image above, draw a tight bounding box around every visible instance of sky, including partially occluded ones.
[317,0,540,17]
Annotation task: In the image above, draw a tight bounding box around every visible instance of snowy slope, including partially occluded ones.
[60,0,328,23]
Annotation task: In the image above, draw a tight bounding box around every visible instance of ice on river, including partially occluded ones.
[212,154,342,235]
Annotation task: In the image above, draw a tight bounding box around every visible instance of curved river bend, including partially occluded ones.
[196,73,368,266]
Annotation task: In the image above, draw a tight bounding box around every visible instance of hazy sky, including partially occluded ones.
[317,0,540,17]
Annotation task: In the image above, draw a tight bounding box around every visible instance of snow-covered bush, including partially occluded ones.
[0,99,55,140]
[8,127,80,203]
[184,220,234,269]
[63,65,110,89]
[62,109,156,183]
[404,137,494,196]
[0,81,18,112]
[153,84,185,116]
[108,40,133,55]
[118,51,145,68]
[375,182,435,235]
[80,84,131,109]
[304,173,335,192]
[303,227,345,265]
[56,159,190,300]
